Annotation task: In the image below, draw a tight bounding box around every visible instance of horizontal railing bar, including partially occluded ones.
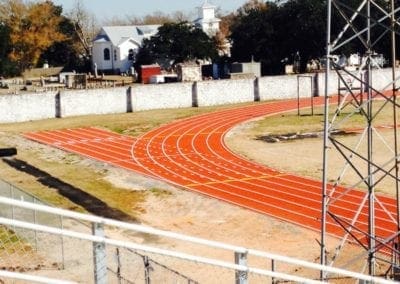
[0,269,76,284]
[0,216,323,284]
[0,196,247,252]
[0,196,395,284]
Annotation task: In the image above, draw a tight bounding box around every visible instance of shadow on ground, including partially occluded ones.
[2,158,136,222]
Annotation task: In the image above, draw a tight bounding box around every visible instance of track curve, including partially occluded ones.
[24,97,398,242]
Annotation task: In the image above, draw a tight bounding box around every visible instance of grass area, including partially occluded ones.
[0,148,147,219]
[148,187,173,198]
[251,101,395,136]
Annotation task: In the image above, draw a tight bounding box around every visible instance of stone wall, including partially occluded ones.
[59,87,128,117]
[196,79,255,106]
[0,68,396,123]
[0,92,58,123]
[131,83,193,111]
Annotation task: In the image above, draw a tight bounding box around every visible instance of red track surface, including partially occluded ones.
[24,97,398,242]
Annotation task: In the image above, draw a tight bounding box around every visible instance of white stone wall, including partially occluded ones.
[60,88,128,117]
[259,75,299,100]
[0,68,398,123]
[196,79,254,106]
[371,68,394,91]
[0,92,58,123]
[316,71,339,97]
[131,83,193,111]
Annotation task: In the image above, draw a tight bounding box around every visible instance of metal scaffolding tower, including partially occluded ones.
[321,0,400,280]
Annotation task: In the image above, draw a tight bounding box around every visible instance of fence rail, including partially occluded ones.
[0,194,396,284]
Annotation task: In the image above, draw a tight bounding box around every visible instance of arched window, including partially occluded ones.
[128,49,135,61]
[103,48,110,61]
[114,50,117,61]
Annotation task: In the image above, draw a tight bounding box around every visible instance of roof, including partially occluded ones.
[94,25,160,46]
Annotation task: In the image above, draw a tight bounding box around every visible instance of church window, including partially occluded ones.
[103,48,110,61]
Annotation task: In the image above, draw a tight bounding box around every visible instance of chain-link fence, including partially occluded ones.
[107,248,200,284]
[0,179,64,274]
[0,180,207,283]
[0,179,395,284]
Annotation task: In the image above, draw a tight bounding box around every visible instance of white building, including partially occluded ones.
[92,25,160,74]
[194,0,221,37]
[91,1,221,74]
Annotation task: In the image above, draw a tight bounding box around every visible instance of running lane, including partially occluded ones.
[24,97,398,242]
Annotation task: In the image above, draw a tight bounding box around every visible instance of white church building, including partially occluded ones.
[194,0,221,37]
[91,25,160,74]
[91,1,221,74]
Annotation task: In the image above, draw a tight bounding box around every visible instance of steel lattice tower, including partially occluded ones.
[321,0,400,280]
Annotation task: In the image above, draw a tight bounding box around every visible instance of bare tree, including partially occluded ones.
[108,10,193,26]
[68,0,99,57]
[236,0,267,16]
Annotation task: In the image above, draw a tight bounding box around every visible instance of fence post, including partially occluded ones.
[92,223,107,284]
[10,186,14,231]
[33,198,38,251]
[143,255,151,284]
[271,259,276,284]
[235,251,248,284]
[116,248,122,284]
[60,215,65,270]
[254,77,260,102]
[192,82,198,107]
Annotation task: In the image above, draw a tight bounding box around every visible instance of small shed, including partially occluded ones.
[177,64,201,82]
[140,65,161,84]
[230,61,261,78]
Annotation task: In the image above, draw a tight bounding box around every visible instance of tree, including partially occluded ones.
[0,0,66,73]
[103,10,192,26]
[273,0,326,71]
[230,1,280,74]
[39,13,89,72]
[0,22,18,76]
[236,0,267,16]
[229,0,398,75]
[135,21,218,69]
[230,0,327,74]
[68,0,98,58]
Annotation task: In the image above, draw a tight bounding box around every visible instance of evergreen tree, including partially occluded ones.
[136,22,218,69]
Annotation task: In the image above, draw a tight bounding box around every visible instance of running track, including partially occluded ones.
[24,97,398,244]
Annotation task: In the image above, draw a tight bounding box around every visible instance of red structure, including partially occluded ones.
[140,65,161,84]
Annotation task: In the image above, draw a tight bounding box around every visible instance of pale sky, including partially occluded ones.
[52,0,249,22]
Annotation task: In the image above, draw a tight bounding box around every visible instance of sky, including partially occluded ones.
[51,0,249,22]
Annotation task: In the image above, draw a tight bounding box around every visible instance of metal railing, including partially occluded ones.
[0,195,396,284]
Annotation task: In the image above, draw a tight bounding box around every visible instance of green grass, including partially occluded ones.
[251,101,395,136]
[148,187,173,197]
